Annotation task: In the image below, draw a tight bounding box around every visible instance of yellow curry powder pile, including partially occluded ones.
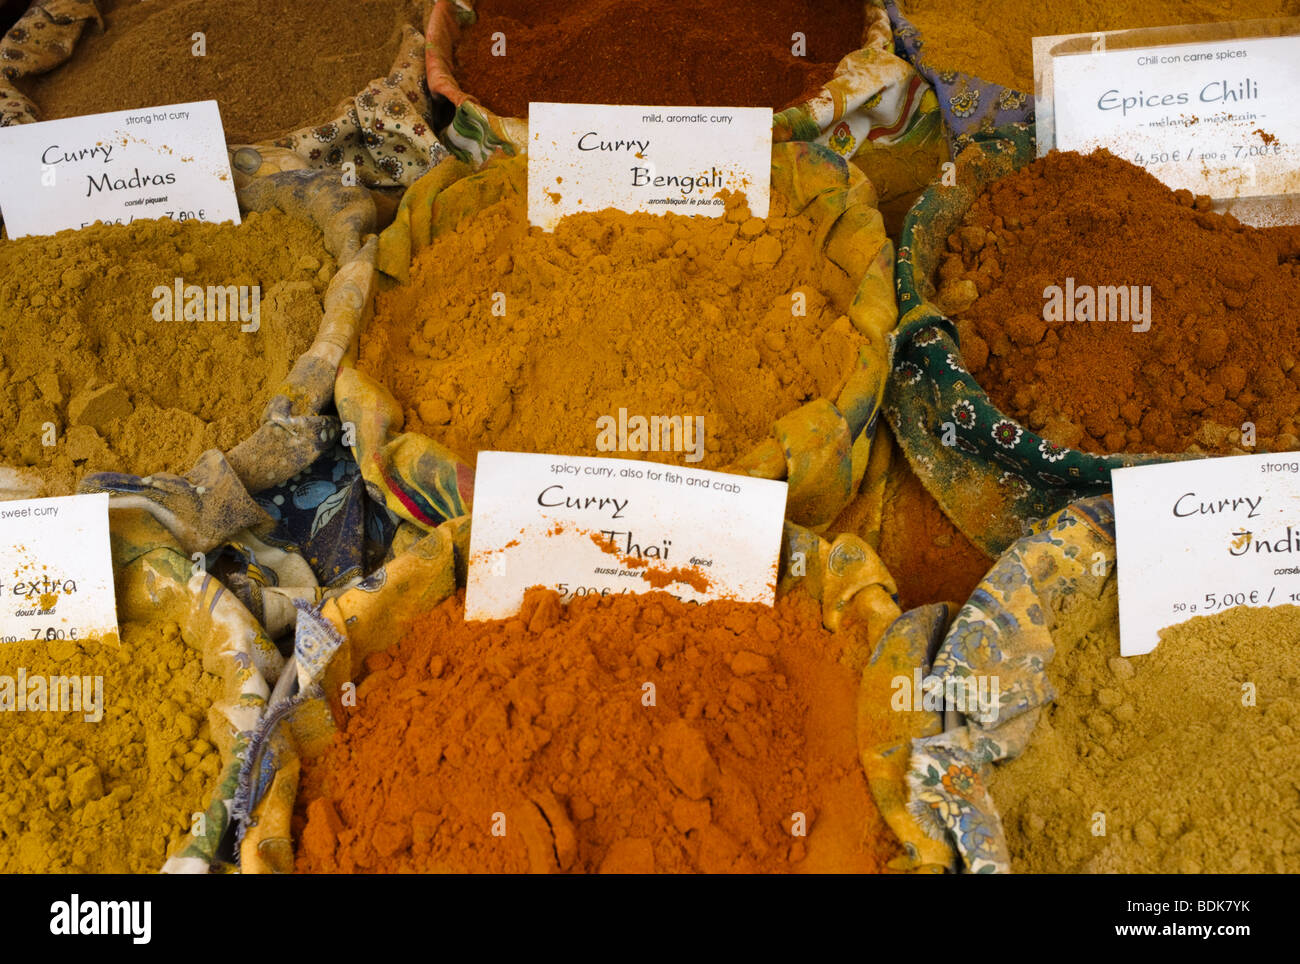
[0,212,333,495]
[990,603,1300,873]
[361,160,861,471]
[900,0,1298,91]
[296,589,901,873]
[0,621,224,873]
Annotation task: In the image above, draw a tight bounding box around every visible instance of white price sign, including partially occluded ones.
[0,494,117,645]
[0,100,239,238]
[527,102,771,231]
[1035,26,1300,200]
[1113,452,1300,655]
[465,452,787,621]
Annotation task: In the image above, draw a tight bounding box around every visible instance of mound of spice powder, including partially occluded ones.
[828,444,993,611]
[898,0,1296,92]
[876,460,991,610]
[989,601,1300,873]
[0,212,333,495]
[24,0,417,143]
[0,620,225,873]
[939,149,1300,455]
[362,159,862,470]
[296,588,902,873]
[456,0,866,118]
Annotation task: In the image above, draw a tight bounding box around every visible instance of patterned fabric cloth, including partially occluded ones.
[885,124,1176,556]
[357,141,898,535]
[0,0,98,127]
[427,0,944,174]
[111,508,283,873]
[880,0,1035,155]
[250,439,400,590]
[263,24,451,189]
[78,171,379,555]
[209,437,402,642]
[903,495,1116,874]
[859,601,956,871]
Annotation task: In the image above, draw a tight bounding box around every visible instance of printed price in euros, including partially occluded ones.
[165,209,206,222]
[1202,589,1269,612]
[554,583,628,599]
[1173,586,1274,614]
[32,627,78,641]
[1234,142,1282,158]
[1131,150,1182,166]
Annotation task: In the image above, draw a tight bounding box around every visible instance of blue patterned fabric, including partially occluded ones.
[881,1,1035,154]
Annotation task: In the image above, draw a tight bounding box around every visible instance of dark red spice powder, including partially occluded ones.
[457,0,866,117]
[945,150,1300,455]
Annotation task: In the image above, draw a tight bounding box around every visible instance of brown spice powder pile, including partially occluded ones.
[990,601,1300,873]
[296,589,901,873]
[457,0,866,118]
[24,0,416,143]
[942,150,1300,455]
[361,160,861,471]
[0,212,333,495]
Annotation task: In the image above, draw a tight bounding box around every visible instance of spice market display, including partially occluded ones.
[0,0,1297,892]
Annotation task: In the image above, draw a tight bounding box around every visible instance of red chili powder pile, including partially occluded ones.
[942,150,1300,455]
[456,0,866,118]
[296,588,901,873]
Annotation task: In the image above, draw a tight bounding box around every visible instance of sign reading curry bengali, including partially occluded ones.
[527,102,772,230]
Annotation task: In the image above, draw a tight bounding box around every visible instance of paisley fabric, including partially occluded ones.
[904,495,1117,873]
[262,25,451,189]
[880,0,1036,155]
[112,508,282,872]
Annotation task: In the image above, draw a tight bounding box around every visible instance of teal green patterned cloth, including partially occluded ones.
[905,495,1116,873]
[885,124,1175,556]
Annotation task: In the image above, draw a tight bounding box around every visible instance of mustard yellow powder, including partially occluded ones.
[901,0,1300,91]
[361,157,862,470]
[0,620,224,873]
[990,600,1300,873]
[0,212,334,496]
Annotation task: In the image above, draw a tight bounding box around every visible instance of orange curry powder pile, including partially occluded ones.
[296,588,901,873]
